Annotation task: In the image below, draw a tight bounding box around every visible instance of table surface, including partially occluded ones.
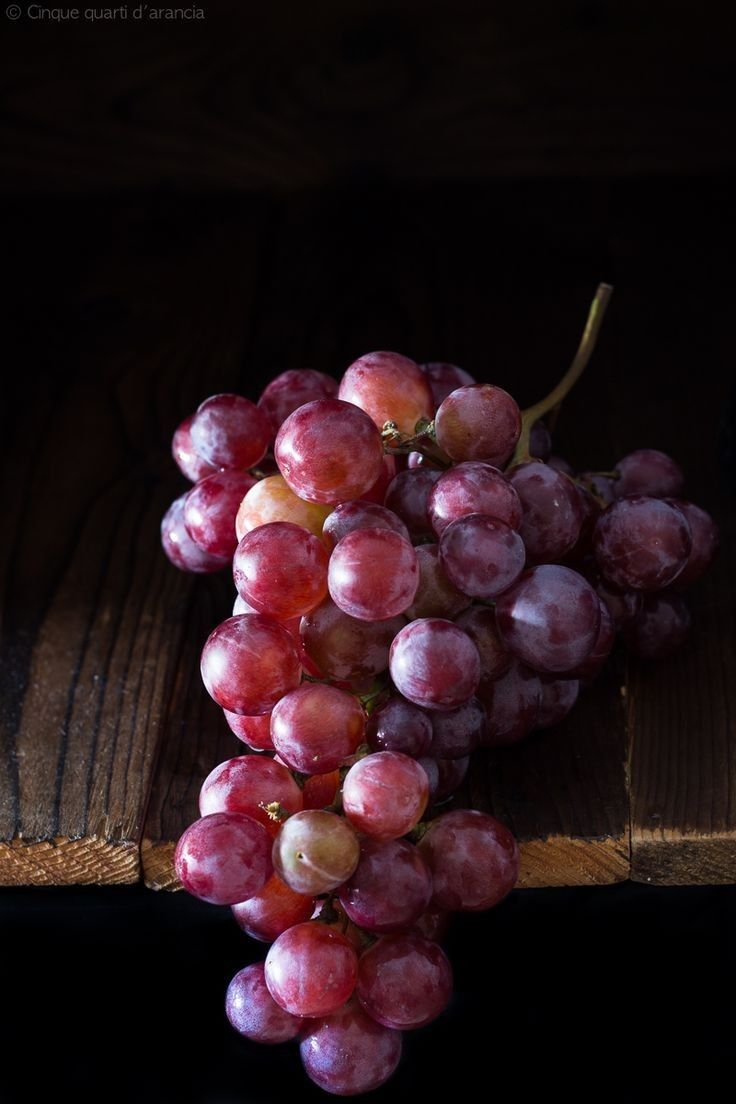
[0,180,734,890]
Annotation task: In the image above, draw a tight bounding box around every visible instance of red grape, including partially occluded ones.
[614,448,684,498]
[622,591,691,659]
[384,468,442,542]
[299,999,402,1095]
[257,369,338,436]
[413,903,450,943]
[223,709,274,751]
[300,597,404,682]
[265,921,358,1016]
[161,494,230,574]
[428,461,522,536]
[357,933,452,1029]
[665,499,720,586]
[174,812,272,905]
[366,694,433,758]
[183,470,257,557]
[270,683,365,774]
[434,755,470,801]
[171,415,218,482]
[272,809,360,895]
[235,474,332,542]
[231,874,315,942]
[477,659,542,745]
[199,755,303,836]
[339,350,434,435]
[338,837,433,933]
[428,696,486,759]
[434,384,521,466]
[454,605,511,681]
[361,453,398,504]
[508,461,584,563]
[535,678,580,728]
[233,521,329,620]
[200,614,301,715]
[418,809,519,911]
[322,499,410,550]
[405,544,471,620]
[390,618,481,711]
[566,597,615,680]
[593,496,692,590]
[190,393,270,471]
[439,513,525,599]
[328,528,418,620]
[226,962,302,1044]
[421,361,475,406]
[301,769,341,810]
[342,751,429,841]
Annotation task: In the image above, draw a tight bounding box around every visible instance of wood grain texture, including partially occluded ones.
[1,2,735,194]
[0,200,270,884]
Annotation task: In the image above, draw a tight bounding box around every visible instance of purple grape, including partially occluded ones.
[366,695,433,758]
[427,462,522,536]
[418,809,519,911]
[547,455,573,475]
[434,384,521,466]
[593,496,692,590]
[535,678,580,728]
[578,471,616,505]
[508,461,584,563]
[529,420,552,461]
[257,369,338,436]
[161,494,230,574]
[454,605,511,681]
[614,448,684,498]
[357,933,453,1029]
[322,499,410,550]
[300,597,404,682]
[190,393,270,471]
[477,659,542,745]
[270,682,365,774]
[439,513,525,599]
[596,575,642,628]
[384,468,442,542]
[428,697,486,759]
[226,962,302,1044]
[421,361,475,406]
[300,999,402,1096]
[664,499,720,586]
[390,618,481,711]
[622,591,691,659]
[171,414,218,482]
[566,598,615,680]
[339,838,433,933]
[434,755,470,802]
[405,544,472,620]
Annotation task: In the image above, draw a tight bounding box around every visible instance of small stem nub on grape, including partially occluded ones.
[259,801,290,823]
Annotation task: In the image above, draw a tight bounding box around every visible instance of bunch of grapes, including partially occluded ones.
[161,286,718,1095]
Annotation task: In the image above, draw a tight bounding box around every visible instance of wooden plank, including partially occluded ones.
[1,3,735,195]
[0,199,269,884]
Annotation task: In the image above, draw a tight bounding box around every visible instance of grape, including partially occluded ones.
[338,838,433,933]
[190,393,270,471]
[622,591,691,659]
[322,499,410,550]
[535,678,580,728]
[405,544,471,620]
[171,415,218,482]
[529,420,552,461]
[272,809,360,895]
[428,696,486,759]
[366,694,433,758]
[454,605,511,681]
[224,709,274,751]
[183,470,257,557]
[328,528,418,621]
[270,683,365,774]
[174,812,272,905]
[257,369,338,436]
[418,809,519,910]
[339,350,434,435]
[614,448,684,498]
[421,361,475,406]
[434,755,470,801]
[417,756,440,799]
[301,769,341,810]
[200,614,301,715]
[226,962,302,1044]
[664,499,720,586]
[434,384,521,466]
[548,455,573,475]
[275,398,384,505]
[357,933,453,1029]
[439,514,525,599]
[390,618,481,710]
[428,461,522,536]
[566,598,615,680]
[160,494,230,574]
[413,903,450,943]
[578,471,616,505]
[384,467,442,542]
[235,474,332,543]
[495,565,601,674]
[264,922,358,1016]
[507,461,584,563]
[233,521,329,620]
[477,659,542,745]
[199,755,303,836]
[231,875,315,943]
[299,999,402,1096]
[361,453,398,504]
[407,449,441,469]
[595,575,642,628]
[300,597,404,682]
[342,751,429,841]
[563,484,602,562]
[593,496,692,590]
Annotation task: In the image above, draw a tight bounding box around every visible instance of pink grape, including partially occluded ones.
[495,565,601,674]
[299,999,402,1096]
[338,837,433,933]
[357,933,452,1029]
[275,398,384,505]
[384,467,442,542]
[272,809,360,895]
[434,755,470,801]
[361,453,398,504]
[301,769,341,810]
[535,678,580,728]
[231,875,315,943]
[421,361,475,406]
[322,499,410,550]
[405,544,471,620]
[174,812,272,905]
[614,448,684,498]
[418,808,519,910]
[200,614,301,715]
[434,384,521,466]
[665,499,720,586]
[160,494,230,574]
[365,695,433,757]
[257,369,338,436]
[233,521,329,620]
[477,659,542,745]
[566,598,615,680]
[454,605,511,681]
[226,962,302,1044]
[428,696,486,759]
[529,420,552,461]
[198,755,303,836]
[300,597,404,682]
[171,415,218,482]
[439,513,525,599]
[622,591,691,659]
[223,709,274,751]
[265,922,358,1016]
[235,474,332,543]
[593,496,692,590]
[342,751,429,841]
[339,350,434,435]
[270,683,365,774]
[183,470,257,557]
[428,461,522,536]
[190,393,270,470]
[508,461,584,563]
[328,528,418,621]
[390,618,481,710]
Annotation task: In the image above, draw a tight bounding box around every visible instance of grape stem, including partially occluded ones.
[511,282,613,466]
[381,421,452,468]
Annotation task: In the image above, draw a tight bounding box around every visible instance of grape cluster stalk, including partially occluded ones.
[161,289,719,1096]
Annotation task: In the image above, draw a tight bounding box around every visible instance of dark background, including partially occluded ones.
[1,2,735,1101]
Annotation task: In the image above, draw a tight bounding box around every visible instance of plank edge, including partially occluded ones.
[631,834,736,886]
[0,836,139,886]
